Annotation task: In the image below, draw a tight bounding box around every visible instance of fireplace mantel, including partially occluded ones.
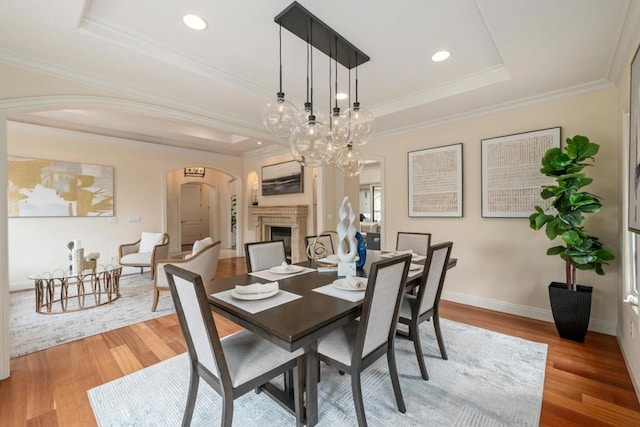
[249,205,308,263]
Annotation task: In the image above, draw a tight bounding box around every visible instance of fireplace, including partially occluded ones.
[270,226,292,260]
[249,205,308,263]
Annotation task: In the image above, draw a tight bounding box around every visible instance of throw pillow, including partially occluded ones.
[191,237,214,256]
[139,232,165,253]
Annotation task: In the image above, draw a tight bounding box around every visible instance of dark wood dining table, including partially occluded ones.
[204,250,457,426]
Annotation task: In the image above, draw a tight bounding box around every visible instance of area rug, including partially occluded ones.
[10,274,174,358]
[88,319,547,426]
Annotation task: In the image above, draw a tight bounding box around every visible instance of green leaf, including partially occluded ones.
[595,248,615,261]
[546,246,565,255]
[562,230,582,247]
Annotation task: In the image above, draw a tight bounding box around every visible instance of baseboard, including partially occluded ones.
[442,290,617,336]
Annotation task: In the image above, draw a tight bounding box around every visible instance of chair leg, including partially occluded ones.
[221,390,234,427]
[351,373,368,427]
[387,347,406,413]
[181,369,200,427]
[151,288,160,312]
[294,356,304,427]
[433,313,448,360]
[410,323,429,381]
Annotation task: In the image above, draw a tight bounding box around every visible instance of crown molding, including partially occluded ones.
[79,15,273,98]
[372,65,511,118]
[373,78,615,141]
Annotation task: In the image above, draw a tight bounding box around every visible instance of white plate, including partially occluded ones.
[332,277,368,291]
[268,265,304,274]
[409,263,422,271]
[231,289,279,300]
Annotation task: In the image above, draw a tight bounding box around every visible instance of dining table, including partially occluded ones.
[204,250,457,426]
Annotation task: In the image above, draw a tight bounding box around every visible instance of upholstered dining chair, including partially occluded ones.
[152,239,222,312]
[304,233,335,260]
[397,241,453,381]
[317,254,412,427]
[396,232,431,256]
[244,240,287,272]
[118,232,169,279]
[164,265,304,427]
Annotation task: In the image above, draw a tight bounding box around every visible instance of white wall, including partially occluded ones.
[365,88,620,333]
[7,123,243,290]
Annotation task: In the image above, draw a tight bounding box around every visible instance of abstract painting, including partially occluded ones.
[261,160,303,196]
[8,156,114,217]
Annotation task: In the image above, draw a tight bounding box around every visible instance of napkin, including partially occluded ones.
[234,282,279,295]
[345,275,365,289]
[280,261,292,272]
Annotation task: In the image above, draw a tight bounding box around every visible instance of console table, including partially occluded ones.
[29,265,122,314]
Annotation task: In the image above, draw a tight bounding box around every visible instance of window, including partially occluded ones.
[634,233,639,295]
[372,186,382,222]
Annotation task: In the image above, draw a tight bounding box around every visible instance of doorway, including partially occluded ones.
[180,182,213,249]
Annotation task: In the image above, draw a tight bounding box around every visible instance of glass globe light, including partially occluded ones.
[344,102,375,146]
[289,115,332,167]
[295,103,328,130]
[335,144,365,177]
[330,107,350,147]
[262,92,298,137]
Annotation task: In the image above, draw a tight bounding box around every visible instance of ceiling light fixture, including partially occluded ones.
[182,14,207,31]
[431,50,451,62]
[184,166,205,178]
[263,1,372,176]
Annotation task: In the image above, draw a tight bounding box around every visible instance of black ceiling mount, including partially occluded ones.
[274,1,370,69]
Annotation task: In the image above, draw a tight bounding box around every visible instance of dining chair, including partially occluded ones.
[164,264,304,427]
[304,233,335,260]
[244,240,287,272]
[397,241,453,381]
[316,254,412,427]
[396,232,431,256]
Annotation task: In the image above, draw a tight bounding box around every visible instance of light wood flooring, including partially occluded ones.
[1,257,639,426]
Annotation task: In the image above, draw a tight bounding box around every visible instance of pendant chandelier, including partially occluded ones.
[262,1,373,176]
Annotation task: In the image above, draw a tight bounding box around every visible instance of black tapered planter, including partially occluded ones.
[548,282,593,343]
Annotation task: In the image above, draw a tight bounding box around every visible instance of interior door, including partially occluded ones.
[180,183,203,246]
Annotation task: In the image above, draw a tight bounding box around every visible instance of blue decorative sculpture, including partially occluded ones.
[355,232,367,269]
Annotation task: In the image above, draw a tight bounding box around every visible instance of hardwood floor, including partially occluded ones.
[1,257,639,426]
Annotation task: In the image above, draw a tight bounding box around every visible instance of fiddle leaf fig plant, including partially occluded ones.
[529,135,615,290]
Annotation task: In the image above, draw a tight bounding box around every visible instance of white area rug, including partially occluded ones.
[10,274,174,358]
[89,319,547,426]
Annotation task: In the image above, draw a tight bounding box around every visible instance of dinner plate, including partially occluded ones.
[332,277,368,291]
[231,289,279,300]
[409,263,422,271]
[269,265,304,274]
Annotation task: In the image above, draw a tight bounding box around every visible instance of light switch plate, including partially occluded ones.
[127,216,141,222]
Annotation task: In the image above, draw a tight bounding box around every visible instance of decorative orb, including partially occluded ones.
[335,145,365,177]
[289,117,332,167]
[330,110,351,147]
[295,107,328,130]
[262,93,298,137]
[344,102,375,145]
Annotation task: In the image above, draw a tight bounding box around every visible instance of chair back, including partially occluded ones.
[416,242,453,316]
[396,232,431,256]
[244,240,287,272]
[304,234,335,259]
[164,265,231,389]
[355,254,411,359]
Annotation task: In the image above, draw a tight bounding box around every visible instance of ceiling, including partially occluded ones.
[0,0,638,158]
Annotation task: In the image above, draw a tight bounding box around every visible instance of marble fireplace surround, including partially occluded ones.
[249,205,308,263]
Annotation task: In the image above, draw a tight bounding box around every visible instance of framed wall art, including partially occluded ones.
[629,43,640,233]
[481,127,560,218]
[261,160,304,196]
[408,143,463,217]
[8,156,114,217]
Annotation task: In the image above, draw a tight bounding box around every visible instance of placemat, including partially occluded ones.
[313,283,365,302]
[211,289,302,314]
[248,266,316,281]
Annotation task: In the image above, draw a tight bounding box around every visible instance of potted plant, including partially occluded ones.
[529,135,615,342]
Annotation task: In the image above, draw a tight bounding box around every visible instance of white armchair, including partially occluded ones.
[152,239,221,311]
[118,232,170,279]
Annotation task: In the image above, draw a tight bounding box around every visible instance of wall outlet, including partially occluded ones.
[110,255,118,263]
[108,217,117,223]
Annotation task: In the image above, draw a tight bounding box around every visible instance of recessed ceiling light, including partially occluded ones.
[257,141,262,145]
[182,14,207,31]
[336,92,348,100]
[431,50,451,62]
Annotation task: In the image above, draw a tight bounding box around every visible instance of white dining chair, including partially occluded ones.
[396,232,431,256]
[316,254,412,427]
[397,241,453,380]
[244,240,287,272]
[164,264,304,427]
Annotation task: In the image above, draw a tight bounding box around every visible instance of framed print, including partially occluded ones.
[8,156,114,217]
[261,160,303,196]
[408,143,463,217]
[629,43,640,233]
[481,127,560,218]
